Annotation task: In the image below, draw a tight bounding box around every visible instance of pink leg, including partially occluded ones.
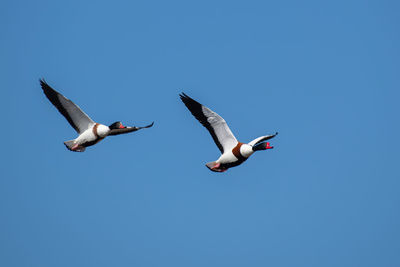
[71,144,80,151]
[211,163,221,170]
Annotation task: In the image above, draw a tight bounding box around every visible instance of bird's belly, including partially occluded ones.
[75,130,98,145]
[82,137,104,147]
[217,152,238,164]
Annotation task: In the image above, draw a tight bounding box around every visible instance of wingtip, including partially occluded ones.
[141,121,154,129]
[39,78,52,92]
[179,92,196,104]
[179,92,187,99]
[39,78,47,87]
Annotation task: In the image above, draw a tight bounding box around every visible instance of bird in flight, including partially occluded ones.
[180,93,277,172]
[40,79,154,152]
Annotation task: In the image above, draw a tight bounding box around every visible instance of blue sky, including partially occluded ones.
[1,0,400,266]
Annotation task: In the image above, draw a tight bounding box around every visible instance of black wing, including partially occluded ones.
[40,79,95,134]
[108,122,154,136]
[248,132,279,146]
[179,93,238,154]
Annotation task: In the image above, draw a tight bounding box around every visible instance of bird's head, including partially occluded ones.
[252,142,274,151]
[109,121,126,130]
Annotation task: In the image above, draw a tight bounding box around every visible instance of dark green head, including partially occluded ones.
[252,142,274,151]
[109,121,126,130]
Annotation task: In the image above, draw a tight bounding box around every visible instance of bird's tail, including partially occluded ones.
[205,161,227,172]
[64,140,85,152]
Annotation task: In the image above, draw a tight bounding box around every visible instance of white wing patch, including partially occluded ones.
[55,93,95,134]
[202,105,238,152]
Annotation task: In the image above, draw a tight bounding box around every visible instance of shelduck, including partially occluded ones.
[40,79,154,152]
[180,93,277,172]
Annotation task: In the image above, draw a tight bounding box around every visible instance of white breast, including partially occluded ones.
[240,144,254,158]
[97,124,110,137]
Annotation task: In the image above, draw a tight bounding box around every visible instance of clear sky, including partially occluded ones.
[1,0,400,266]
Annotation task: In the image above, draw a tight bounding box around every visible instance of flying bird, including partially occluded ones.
[180,93,277,172]
[40,79,154,152]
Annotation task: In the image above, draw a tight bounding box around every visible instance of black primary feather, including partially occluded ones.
[40,78,80,132]
[179,93,224,153]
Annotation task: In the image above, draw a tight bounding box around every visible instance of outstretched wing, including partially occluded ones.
[108,122,154,136]
[180,93,238,154]
[248,132,278,146]
[40,79,95,134]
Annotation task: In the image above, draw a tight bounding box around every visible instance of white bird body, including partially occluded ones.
[216,144,253,164]
[73,124,109,145]
[216,150,237,165]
